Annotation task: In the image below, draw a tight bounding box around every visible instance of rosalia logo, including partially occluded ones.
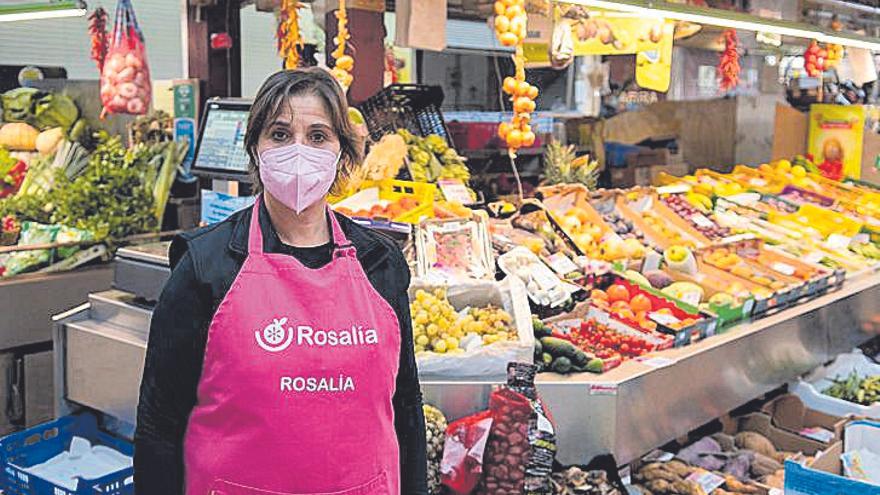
[254,317,379,353]
[254,317,294,352]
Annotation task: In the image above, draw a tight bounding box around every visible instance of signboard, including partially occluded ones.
[525,14,674,92]
[808,104,865,180]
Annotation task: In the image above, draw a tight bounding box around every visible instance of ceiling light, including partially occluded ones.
[0,1,87,23]
[820,33,880,51]
[566,0,880,51]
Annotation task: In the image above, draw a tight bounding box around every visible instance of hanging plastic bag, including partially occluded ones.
[441,410,493,495]
[476,363,558,495]
[100,0,151,116]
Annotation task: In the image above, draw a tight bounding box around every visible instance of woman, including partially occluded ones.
[135,68,427,495]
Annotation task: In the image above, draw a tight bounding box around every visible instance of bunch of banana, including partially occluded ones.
[850,241,880,260]
[685,192,713,212]
[398,129,471,184]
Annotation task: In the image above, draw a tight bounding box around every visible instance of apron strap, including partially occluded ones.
[327,206,352,249]
[250,196,352,256]
[247,196,265,255]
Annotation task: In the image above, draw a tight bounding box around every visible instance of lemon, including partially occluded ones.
[776,159,792,173]
[791,165,806,178]
[416,335,429,347]
[445,337,460,351]
[433,340,448,353]
[427,324,439,337]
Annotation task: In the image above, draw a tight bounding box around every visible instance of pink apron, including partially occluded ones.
[183,198,401,495]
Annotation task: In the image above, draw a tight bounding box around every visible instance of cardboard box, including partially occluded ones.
[610,163,637,188]
[784,420,880,495]
[760,394,847,446]
[771,103,809,161]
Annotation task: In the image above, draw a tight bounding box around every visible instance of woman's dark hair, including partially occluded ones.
[244,68,362,194]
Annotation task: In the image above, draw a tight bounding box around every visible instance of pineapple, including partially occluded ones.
[543,140,599,189]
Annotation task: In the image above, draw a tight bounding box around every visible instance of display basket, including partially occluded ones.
[331,179,436,224]
[660,266,756,329]
[595,276,718,347]
[1,413,133,495]
[357,84,451,144]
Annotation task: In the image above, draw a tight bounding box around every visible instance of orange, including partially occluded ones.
[506,129,523,148]
[630,294,653,313]
[610,300,631,314]
[590,289,608,301]
[497,122,511,139]
[502,77,518,95]
[522,131,536,147]
[527,85,539,99]
[617,309,635,321]
[516,81,531,96]
[335,55,354,71]
[494,15,511,34]
[514,97,534,114]
[499,32,519,47]
[607,284,630,303]
[505,5,524,18]
[494,2,506,16]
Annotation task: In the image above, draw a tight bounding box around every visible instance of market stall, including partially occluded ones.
[3,0,880,494]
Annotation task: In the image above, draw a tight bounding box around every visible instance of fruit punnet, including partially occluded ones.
[493,0,537,156]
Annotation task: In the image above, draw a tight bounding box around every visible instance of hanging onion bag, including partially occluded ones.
[100,0,151,116]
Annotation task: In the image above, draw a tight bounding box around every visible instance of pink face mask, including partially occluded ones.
[258,143,340,214]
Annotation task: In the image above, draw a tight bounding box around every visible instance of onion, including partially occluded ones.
[109,95,127,111]
[100,84,115,100]
[126,97,145,114]
[117,67,136,83]
[125,52,143,70]
[118,82,138,99]
[133,71,148,88]
[106,53,125,73]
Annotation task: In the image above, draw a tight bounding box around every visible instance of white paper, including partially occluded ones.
[690,213,715,229]
[771,261,796,277]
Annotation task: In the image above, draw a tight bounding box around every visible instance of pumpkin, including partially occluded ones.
[35,127,64,155]
[0,123,39,151]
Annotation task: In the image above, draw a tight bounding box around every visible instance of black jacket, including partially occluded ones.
[134,204,428,494]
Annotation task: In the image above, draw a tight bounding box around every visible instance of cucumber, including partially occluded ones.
[540,336,589,368]
[551,356,573,374]
[534,339,543,357]
[532,317,551,338]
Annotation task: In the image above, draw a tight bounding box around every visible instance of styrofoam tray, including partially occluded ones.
[790,350,880,419]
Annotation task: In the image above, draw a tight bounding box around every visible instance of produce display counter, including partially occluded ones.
[0,265,113,431]
[423,271,880,465]
[51,270,879,465]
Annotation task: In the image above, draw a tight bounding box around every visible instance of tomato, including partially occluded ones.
[607,284,630,302]
[630,294,653,313]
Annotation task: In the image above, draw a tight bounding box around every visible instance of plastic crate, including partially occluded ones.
[331,179,436,224]
[1,413,133,495]
[357,84,450,143]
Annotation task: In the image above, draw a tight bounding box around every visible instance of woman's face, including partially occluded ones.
[257,94,341,158]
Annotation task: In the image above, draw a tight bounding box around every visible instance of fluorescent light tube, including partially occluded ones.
[566,0,880,51]
[0,1,87,23]
[0,8,86,22]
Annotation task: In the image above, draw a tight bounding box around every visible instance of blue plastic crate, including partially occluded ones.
[604,142,644,168]
[0,413,133,495]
